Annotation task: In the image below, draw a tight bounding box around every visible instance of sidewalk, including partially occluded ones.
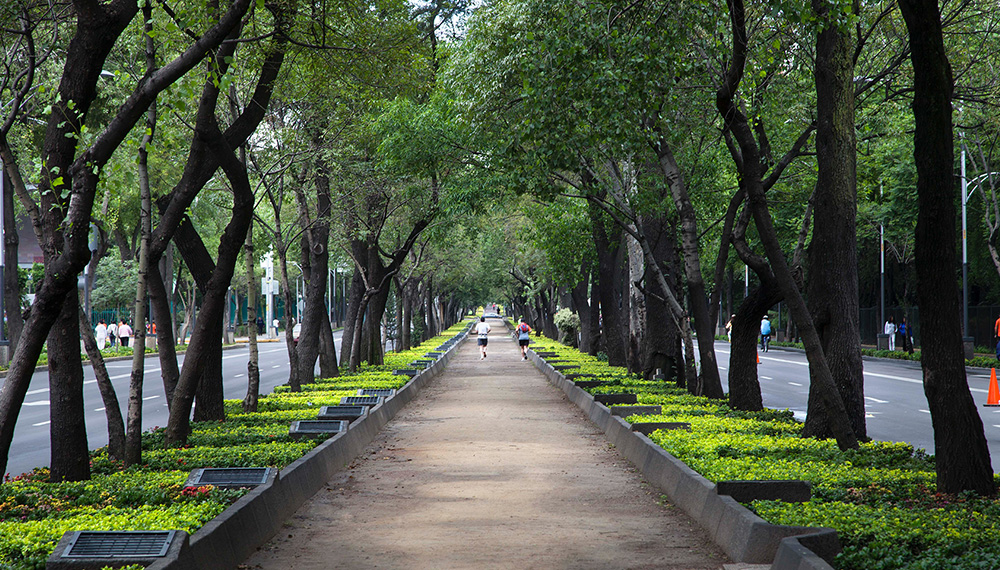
[241,329,732,569]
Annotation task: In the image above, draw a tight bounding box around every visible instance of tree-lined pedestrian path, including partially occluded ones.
[242,325,733,569]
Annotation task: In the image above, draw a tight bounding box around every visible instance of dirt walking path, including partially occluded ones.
[241,323,730,569]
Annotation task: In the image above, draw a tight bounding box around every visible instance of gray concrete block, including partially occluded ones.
[610,405,662,417]
[770,529,840,570]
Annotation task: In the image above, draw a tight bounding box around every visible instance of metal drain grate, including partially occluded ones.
[340,395,384,407]
[357,388,396,397]
[290,420,348,435]
[63,531,175,558]
[318,405,368,421]
[185,467,275,488]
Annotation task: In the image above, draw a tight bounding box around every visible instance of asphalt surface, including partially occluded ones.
[2,335,337,478]
[711,340,1000,472]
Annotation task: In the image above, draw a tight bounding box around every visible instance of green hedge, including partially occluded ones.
[529,335,1000,570]
[0,318,474,570]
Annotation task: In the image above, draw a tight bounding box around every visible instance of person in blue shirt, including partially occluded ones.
[760,315,772,352]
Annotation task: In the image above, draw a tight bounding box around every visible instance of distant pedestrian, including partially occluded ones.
[995,313,1000,361]
[95,320,108,350]
[475,316,491,360]
[118,320,132,348]
[899,316,913,354]
[725,314,735,343]
[515,319,532,360]
[884,316,896,351]
[108,320,117,347]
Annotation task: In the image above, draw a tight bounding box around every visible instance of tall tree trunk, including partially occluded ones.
[728,286,781,411]
[126,2,155,466]
[361,284,390,365]
[148,263,179,404]
[78,305,125,460]
[627,232,645,373]
[164,131,254,446]
[244,220,260,412]
[3,168,22,351]
[899,0,994,495]
[318,311,338,377]
[640,213,681,381]
[400,278,413,351]
[340,269,363,368]
[590,201,627,365]
[719,0,857,450]
[48,294,90,482]
[570,265,592,353]
[588,266,602,356]
[650,135,724,397]
[803,0,866,441]
[276,243,300,391]
[294,160,331,385]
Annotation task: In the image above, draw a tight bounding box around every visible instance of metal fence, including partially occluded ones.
[860,304,1000,350]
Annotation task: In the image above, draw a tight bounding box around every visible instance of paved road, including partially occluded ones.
[2,335,339,478]
[711,341,1000,472]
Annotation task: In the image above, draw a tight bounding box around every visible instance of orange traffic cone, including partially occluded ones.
[756,352,760,364]
[986,368,1000,407]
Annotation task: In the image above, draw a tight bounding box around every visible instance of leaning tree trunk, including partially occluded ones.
[164,134,254,446]
[803,0,866,441]
[651,136,724,397]
[719,0,857,451]
[899,0,994,495]
[78,305,125,460]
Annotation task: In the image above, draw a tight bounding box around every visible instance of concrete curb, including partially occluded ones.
[142,325,473,570]
[527,350,837,570]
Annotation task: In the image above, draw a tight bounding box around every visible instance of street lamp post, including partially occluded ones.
[960,144,1000,340]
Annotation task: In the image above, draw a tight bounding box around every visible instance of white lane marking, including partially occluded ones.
[787,381,802,386]
[142,395,159,401]
[26,388,49,396]
[919,409,931,414]
[24,400,49,406]
[993,425,1000,429]
[234,374,245,378]
[94,407,106,412]
[33,420,50,427]
[865,397,889,404]
[760,376,773,380]
[271,365,280,369]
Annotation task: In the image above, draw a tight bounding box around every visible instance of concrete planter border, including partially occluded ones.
[526,348,839,570]
[138,325,472,570]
